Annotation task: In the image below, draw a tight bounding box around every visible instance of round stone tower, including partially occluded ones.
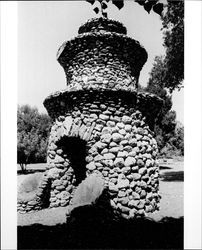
[18,18,162,218]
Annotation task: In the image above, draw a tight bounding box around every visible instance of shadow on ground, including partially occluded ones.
[160,171,184,182]
[18,212,183,249]
[17,169,46,175]
[159,165,172,170]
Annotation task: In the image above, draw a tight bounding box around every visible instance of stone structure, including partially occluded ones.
[18,18,162,218]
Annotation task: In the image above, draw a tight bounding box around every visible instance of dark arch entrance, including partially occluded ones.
[56,136,87,185]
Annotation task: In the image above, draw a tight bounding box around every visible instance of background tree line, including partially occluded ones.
[144,0,184,157]
[17,105,52,172]
[17,0,184,171]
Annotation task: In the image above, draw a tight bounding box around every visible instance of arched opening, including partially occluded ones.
[56,136,87,185]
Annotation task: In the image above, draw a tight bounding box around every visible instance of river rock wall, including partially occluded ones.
[57,18,147,91]
[44,90,161,218]
[17,18,162,218]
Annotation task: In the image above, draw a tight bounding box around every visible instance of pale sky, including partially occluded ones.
[18,1,184,124]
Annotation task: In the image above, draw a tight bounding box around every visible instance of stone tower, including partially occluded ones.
[18,18,162,218]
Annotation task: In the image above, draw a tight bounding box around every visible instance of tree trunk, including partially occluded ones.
[20,163,27,174]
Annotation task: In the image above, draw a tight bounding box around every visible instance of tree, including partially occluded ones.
[17,105,52,172]
[86,0,164,18]
[145,56,184,156]
[161,0,184,92]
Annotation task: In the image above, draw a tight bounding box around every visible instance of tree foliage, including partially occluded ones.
[145,56,184,157]
[161,0,184,92]
[17,105,52,172]
[86,0,164,18]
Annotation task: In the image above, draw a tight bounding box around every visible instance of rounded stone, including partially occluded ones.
[27,200,38,206]
[127,174,133,180]
[139,180,147,189]
[103,153,116,160]
[56,185,65,191]
[107,121,115,127]
[86,162,96,171]
[60,200,69,207]
[86,155,94,163]
[95,162,103,168]
[119,197,129,206]
[109,146,121,154]
[111,127,119,133]
[125,124,132,132]
[133,173,141,181]
[108,183,118,193]
[100,104,107,110]
[140,190,147,198]
[114,158,125,168]
[121,166,131,174]
[139,167,147,175]
[117,122,125,129]
[125,156,136,168]
[101,148,108,154]
[146,159,153,167]
[145,205,153,213]
[128,150,137,157]
[122,115,132,124]
[52,179,63,187]
[128,200,139,208]
[112,133,123,143]
[119,129,126,135]
[129,138,137,146]
[130,181,136,189]
[110,200,117,208]
[118,190,127,197]
[102,159,114,168]
[124,146,132,153]
[56,149,63,155]
[137,159,144,167]
[66,185,73,192]
[94,154,103,162]
[102,127,112,134]
[120,140,129,146]
[54,155,65,164]
[117,151,128,158]
[132,192,140,200]
[99,114,109,121]
[109,141,118,147]
[129,208,138,218]
[101,133,112,144]
[90,113,98,119]
[137,200,145,209]
[110,178,117,184]
[117,179,130,189]
[49,150,56,156]
[146,192,153,200]
[120,205,130,214]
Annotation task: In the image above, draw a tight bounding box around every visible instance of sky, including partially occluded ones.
[18,1,184,124]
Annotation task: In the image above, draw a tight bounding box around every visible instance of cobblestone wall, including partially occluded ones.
[17,18,162,218]
[43,90,161,218]
[57,18,147,90]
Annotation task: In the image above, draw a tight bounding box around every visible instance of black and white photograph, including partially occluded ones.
[1,0,202,249]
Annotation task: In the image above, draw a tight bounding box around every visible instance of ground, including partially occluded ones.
[17,157,184,249]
